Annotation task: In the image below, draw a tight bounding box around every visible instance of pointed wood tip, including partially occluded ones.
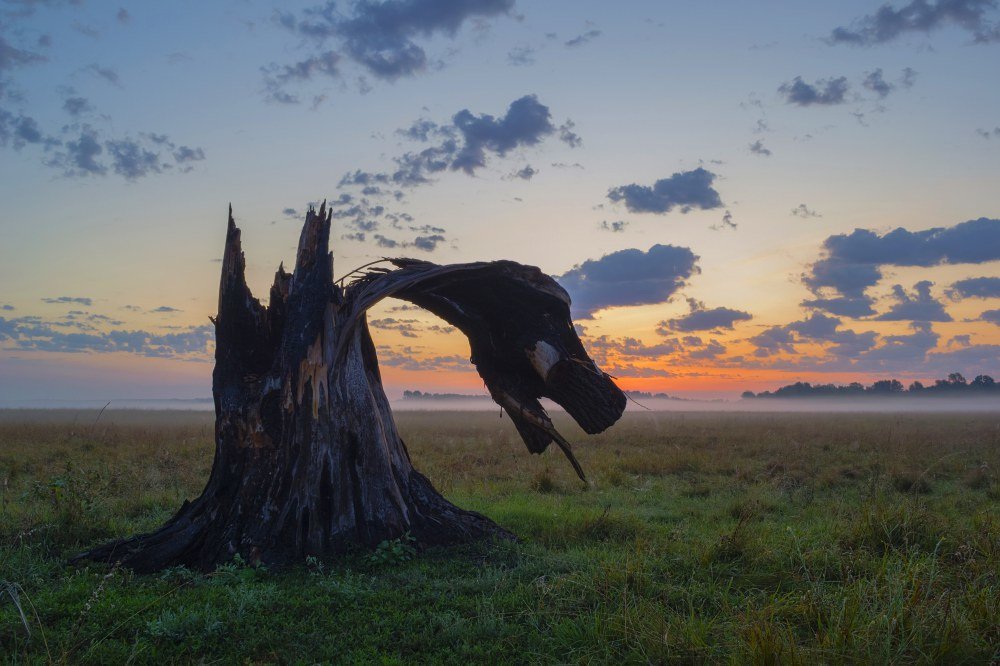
[293,199,333,280]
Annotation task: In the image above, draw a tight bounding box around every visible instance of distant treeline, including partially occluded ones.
[623,391,676,400]
[744,373,999,399]
[401,391,490,401]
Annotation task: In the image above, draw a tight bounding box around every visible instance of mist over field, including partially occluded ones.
[2,395,998,413]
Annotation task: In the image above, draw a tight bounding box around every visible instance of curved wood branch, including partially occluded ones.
[342,258,627,480]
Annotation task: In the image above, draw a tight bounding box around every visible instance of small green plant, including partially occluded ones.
[210,553,266,584]
[146,605,224,646]
[305,555,325,575]
[369,532,417,566]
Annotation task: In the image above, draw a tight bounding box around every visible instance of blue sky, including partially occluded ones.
[1,0,999,402]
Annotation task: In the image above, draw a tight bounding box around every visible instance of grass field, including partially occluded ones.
[1,409,998,663]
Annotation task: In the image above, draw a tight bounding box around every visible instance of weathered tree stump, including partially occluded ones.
[75,204,625,572]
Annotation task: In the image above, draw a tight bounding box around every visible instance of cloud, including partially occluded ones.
[600,220,628,233]
[558,119,582,147]
[981,309,1000,325]
[374,345,471,372]
[565,29,601,47]
[84,63,121,87]
[779,76,849,106]
[0,316,213,358]
[688,339,727,360]
[62,95,91,116]
[800,296,877,318]
[117,7,130,24]
[106,138,167,179]
[785,312,843,339]
[976,126,1000,139]
[42,127,205,180]
[0,34,46,71]
[948,334,972,347]
[72,21,100,39]
[947,276,1000,299]
[802,217,1000,315]
[3,113,55,149]
[369,317,420,337]
[749,326,797,358]
[859,321,939,366]
[44,127,103,175]
[411,234,446,251]
[509,164,537,180]
[829,0,1000,45]
[42,296,92,306]
[558,244,700,318]
[791,203,821,218]
[658,299,752,333]
[269,0,514,98]
[397,118,448,142]
[172,145,205,168]
[862,68,894,98]
[581,335,682,369]
[340,94,563,190]
[507,45,535,66]
[369,232,445,252]
[150,306,181,313]
[711,210,737,231]
[261,51,340,104]
[328,96,557,254]
[607,167,723,214]
[748,313,879,360]
[450,94,555,173]
[749,139,772,156]
[1,304,13,311]
[874,281,953,321]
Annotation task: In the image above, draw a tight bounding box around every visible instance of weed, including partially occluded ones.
[369,533,417,566]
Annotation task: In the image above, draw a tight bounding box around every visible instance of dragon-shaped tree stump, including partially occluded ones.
[75,204,626,572]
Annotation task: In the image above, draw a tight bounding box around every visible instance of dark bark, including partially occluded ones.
[74,204,625,572]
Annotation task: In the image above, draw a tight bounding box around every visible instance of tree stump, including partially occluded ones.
[75,204,626,572]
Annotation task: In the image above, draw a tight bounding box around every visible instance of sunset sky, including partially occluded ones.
[1,0,999,403]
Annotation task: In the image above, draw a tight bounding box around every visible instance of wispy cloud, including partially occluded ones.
[749,139,772,156]
[42,296,92,306]
[565,29,601,47]
[0,316,213,358]
[658,299,752,333]
[779,76,849,106]
[791,203,821,218]
[266,0,515,99]
[829,0,1000,45]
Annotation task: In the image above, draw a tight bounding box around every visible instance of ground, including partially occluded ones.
[1,408,998,663]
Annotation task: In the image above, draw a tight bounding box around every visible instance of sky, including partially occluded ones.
[1,0,999,403]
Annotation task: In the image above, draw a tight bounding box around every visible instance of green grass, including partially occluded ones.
[1,409,998,663]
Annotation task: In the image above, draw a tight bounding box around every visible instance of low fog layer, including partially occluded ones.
[388,396,1000,413]
[1,396,997,414]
